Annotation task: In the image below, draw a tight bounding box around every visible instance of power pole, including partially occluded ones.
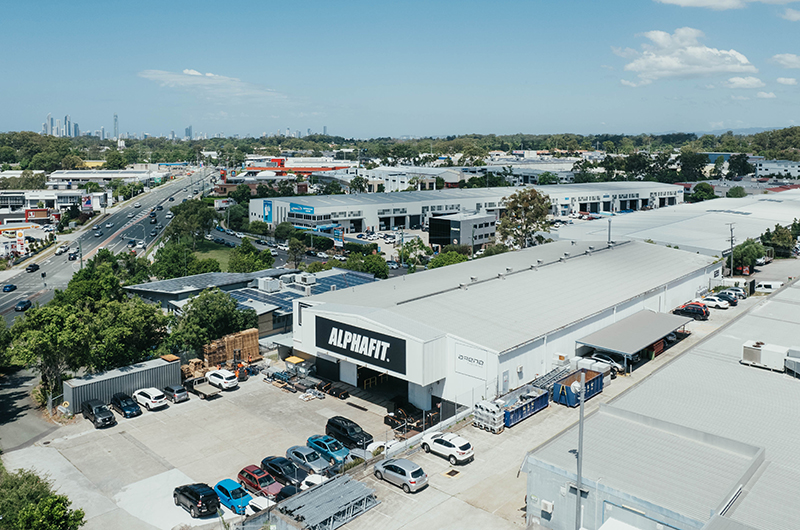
[727,223,735,277]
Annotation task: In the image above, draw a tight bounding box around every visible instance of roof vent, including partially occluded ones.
[470,276,478,282]
[459,282,467,290]
[330,285,337,291]
[506,267,513,274]
[497,273,505,280]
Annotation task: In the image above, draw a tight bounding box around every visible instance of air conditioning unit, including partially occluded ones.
[299,274,317,285]
[741,340,789,371]
[257,278,281,293]
[541,500,554,514]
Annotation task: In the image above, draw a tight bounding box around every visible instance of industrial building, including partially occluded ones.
[521,280,800,530]
[428,211,497,251]
[555,188,800,256]
[47,169,168,190]
[249,182,684,233]
[754,159,800,178]
[288,240,719,413]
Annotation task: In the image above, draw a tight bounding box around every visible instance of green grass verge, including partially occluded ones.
[193,239,233,271]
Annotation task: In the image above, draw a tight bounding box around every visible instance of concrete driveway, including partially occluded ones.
[0,368,58,452]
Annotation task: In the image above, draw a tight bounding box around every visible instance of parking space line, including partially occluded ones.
[117,431,174,471]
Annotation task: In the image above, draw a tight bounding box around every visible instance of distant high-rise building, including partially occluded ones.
[41,123,46,135]
[307,128,311,136]
[323,125,327,136]
[113,114,118,139]
[64,115,71,137]
[55,119,61,137]
[185,125,192,140]
[296,130,301,138]
[170,130,175,140]
[100,126,105,140]
[45,113,52,135]
[286,127,290,137]
[73,123,79,137]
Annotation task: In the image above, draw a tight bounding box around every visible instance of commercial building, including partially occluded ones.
[555,188,800,256]
[522,280,800,530]
[312,166,463,192]
[47,169,167,190]
[755,159,800,178]
[288,240,719,413]
[0,189,107,215]
[249,182,684,233]
[428,211,497,251]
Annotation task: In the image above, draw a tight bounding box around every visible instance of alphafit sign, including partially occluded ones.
[315,316,406,375]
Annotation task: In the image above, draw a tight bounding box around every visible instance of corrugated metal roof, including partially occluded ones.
[125,269,290,295]
[529,405,760,525]
[307,241,716,352]
[65,358,172,388]
[610,282,800,530]
[576,310,693,357]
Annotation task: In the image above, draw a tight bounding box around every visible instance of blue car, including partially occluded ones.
[307,434,349,466]
[3,284,16,292]
[214,479,252,515]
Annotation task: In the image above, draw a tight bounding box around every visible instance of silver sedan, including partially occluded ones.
[286,445,332,475]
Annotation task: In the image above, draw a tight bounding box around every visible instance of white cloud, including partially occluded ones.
[620,79,642,87]
[773,53,800,68]
[656,0,798,10]
[756,91,777,98]
[725,76,765,88]
[731,95,750,100]
[138,69,285,103]
[777,77,798,84]
[781,7,800,19]
[618,27,757,85]
[704,83,716,88]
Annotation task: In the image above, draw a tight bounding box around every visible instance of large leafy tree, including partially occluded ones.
[228,183,252,205]
[15,494,86,530]
[728,238,764,272]
[164,200,217,249]
[761,224,795,257]
[428,251,468,269]
[726,186,747,198]
[361,254,389,279]
[151,242,220,280]
[104,149,126,170]
[677,149,709,181]
[496,188,550,248]
[349,175,368,193]
[169,288,257,354]
[287,237,305,268]
[274,222,296,241]
[689,182,717,202]
[228,238,275,273]
[0,469,84,530]
[727,153,754,177]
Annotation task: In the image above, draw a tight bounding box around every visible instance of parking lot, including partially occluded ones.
[0,273,787,530]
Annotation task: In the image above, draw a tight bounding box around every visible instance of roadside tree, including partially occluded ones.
[496,188,550,248]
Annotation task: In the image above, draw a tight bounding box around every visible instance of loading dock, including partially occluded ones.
[576,310,693,372]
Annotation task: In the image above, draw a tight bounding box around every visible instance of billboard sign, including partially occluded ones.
[290,203,314,215]
[263,200,273,223]
[333,228,344,248]
[82,195,93,211]
[315,316,406,375]
[16,230,25,253]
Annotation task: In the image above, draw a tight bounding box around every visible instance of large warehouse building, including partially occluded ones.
[289,240,719,412]
[522,280,800,530]
[249,182,684,233]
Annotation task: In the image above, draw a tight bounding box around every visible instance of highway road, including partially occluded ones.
[1,168,216,325]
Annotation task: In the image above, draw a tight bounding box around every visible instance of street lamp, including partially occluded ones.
[570,372,586,530]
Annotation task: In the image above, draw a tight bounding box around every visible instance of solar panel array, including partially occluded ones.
[229,288,303,313]
[310,271,376,295]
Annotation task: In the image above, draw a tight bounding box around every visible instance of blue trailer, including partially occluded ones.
[552,369,603,407]
[497,384,549,428]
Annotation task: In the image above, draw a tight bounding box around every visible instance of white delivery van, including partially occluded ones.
[755,281,784,293]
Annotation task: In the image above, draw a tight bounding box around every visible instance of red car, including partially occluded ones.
[237,465,282,498]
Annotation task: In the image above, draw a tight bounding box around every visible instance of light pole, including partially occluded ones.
[571,372,586,530]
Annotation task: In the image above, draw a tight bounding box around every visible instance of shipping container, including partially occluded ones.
[63,358,180,415]
[551,369,603,408]
[500,385,549,428]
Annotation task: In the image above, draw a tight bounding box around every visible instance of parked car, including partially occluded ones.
[306,249,317,257]
[110,392,142,418]
[325,416,373,450]
[373,458,428,493]
[174,483,219,518]
[14,300,32,312]
[132,388,167,411]
[278,244,289,251]
[207,369,239,390]
[698,296,730,309]
[237,465,282,498]
[163,385,189,403]
[589,352,625,373]
[316,252,328,259]
[421,432,474,465]
[714,291,738,306]
[3,284,16,292]
[260,456,308,487]
[387,261,399,270]
[299,474,328,491]
[26,263,40,273]
[225,241,236,248]
[673,304,709,320]
[722,287,747,299]
[81,399,116,428]
[307,434,349,466]
[214,479,252,515]
[286,445,332,475]
[334,255,347,262]
[276,485,300,502]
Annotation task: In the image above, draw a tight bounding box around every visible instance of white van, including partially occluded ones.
[756,281,784,293]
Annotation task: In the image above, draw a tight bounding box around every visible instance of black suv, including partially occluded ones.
[110,393,142,418]
[25,263,40,273]
[81,399,117,428]
[326,416,374,449]
[673,304,709,320]
[261,456,308,487]
[173,483,220,518]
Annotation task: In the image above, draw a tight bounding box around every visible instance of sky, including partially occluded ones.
[1,0,799,139]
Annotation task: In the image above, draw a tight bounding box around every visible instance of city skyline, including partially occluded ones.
[3,0,799,138]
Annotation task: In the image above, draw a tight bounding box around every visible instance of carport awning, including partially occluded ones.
[576,310,693,358]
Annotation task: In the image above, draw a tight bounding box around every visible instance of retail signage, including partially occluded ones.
[290,203,315,215]
[454,344,487,379]
[263,200,273,223]
[333,228,344,248]
[315,316,406,375]
[82,195,92,211]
